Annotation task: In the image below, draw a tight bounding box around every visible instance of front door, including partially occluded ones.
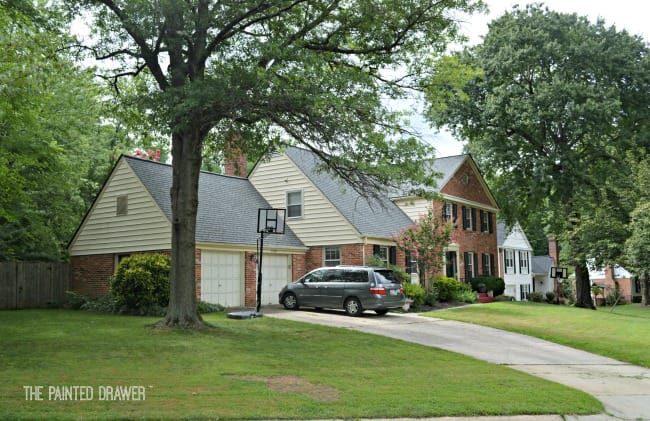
[446,251,458,279]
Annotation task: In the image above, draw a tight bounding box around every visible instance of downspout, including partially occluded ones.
[362,237,367,266]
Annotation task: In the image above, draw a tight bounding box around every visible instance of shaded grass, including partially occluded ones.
[428,302,650,367]
[0,309,602,420]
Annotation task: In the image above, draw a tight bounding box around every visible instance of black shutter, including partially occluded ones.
[462,206,468,229]
[488,213,494,233]
[452,204,458,222]
[373,245,380,257]
[389,246,397,265]
[480,211,486,232]
[518,251,522,274]
[474,253,479,278]
[464,252,470,281]
[442,202,447,220]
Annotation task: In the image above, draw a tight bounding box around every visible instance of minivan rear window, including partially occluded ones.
[374,270,399,284]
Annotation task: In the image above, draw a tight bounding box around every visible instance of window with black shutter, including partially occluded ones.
[389,246,397,265]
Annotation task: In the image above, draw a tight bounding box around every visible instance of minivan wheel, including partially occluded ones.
[282,293,299,310]
[375,309,389,316]
[344,297,363,317]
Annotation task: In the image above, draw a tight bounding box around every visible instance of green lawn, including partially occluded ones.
[428,302,650,367]
[0,310,601,420]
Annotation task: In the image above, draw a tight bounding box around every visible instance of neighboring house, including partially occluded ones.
[589,264,639,303]
[532,255,555,296]
[249,146,414,273]
[392,154,499,286]
[496,221,533,301]
[68,155,307,308]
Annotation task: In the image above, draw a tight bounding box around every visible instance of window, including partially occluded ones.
[442,202,457,222]
[462,206,476,231]
[324,247,341,267]
[286,190,303,218]
[376,246,389,265]
[464,252,477,281]
[519,251,529,274]
[480,210,492,233]
[116,195,128,216]
[505,250,515,274]
[482,253,494,276]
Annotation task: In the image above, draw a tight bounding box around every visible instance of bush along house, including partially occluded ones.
[392,154,499,288]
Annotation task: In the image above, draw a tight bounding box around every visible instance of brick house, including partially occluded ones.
[589,264,640,303]
[249,146,413,274]
[392,154,499,287]
[68,155,306,307]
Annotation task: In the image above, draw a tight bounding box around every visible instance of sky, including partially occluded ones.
[416,0,650,157]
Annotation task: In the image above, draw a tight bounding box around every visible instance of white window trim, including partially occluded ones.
[286,190,303,219]
[377,246,389,265]
[324,246,341,267]
[505,250,515,274]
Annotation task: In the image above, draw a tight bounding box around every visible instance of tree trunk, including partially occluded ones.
[155,129,208,329]
[574,261,595,309]
[641,271,650,306]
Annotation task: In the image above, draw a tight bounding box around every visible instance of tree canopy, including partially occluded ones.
[69,0,484,327]
[424,4,650,308]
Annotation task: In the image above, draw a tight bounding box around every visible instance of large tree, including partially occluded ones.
[70,0,483,328]
[626,158,650,305]
[0,1,119,261]
[423,4,650,308]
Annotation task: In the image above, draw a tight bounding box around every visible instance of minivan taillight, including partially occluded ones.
[369,287,387,295]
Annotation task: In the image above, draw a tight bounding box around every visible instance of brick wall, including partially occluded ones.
[244,251,257,307]
[71,254,114,297]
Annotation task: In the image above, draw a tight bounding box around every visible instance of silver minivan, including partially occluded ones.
[278,266,406,316]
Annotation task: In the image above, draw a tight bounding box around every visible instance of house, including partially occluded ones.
[68,155,307,308]
[531,255,555,296]
[391,154,499,286]
[248,146,414,273]
[589,264,639,303]
[70,148,502,308]
[496,221,533,300]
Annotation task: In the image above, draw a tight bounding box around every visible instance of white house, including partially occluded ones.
[497,221,534,301]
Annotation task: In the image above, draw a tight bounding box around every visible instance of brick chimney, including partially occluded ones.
[224,137,248,177]
[548,237,559,266]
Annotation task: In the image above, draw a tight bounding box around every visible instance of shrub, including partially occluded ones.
[527,292,545,302]
[495,295,515,302]
[424,287,439,306]
[198,301,225,314]
[545,291,556,302]
[470,275,505,296]
[453,284,477,303]
[403,282,426,309]
[111,253,170,311]
[81,294,118,313]
[605,288,625,306]
[433,276,463,302]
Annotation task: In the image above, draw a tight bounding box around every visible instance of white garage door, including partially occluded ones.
[259,254,292,305]
[201,250,243,307]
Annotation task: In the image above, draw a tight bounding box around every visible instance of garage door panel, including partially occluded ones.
[259,255,291,305]
[201,251,242,307]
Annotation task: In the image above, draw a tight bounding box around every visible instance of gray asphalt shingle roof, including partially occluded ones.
[532,255,553,275]
[284,147,414,238]
[125,156,304,248]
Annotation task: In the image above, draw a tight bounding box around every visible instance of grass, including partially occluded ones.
[0,309,602,420]
[427,302,650,367]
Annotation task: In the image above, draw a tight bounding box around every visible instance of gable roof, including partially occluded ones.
[124,156,304,249]
[283,147,414,238]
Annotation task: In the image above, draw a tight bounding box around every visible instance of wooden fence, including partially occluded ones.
[0,262,70,310]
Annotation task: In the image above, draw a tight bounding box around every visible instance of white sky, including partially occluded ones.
[417,0,650,157]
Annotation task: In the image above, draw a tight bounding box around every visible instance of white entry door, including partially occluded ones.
[259,254,292,305]
[201,250,243,307]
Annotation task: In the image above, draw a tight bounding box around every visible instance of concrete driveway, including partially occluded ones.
[264,307,650,421]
